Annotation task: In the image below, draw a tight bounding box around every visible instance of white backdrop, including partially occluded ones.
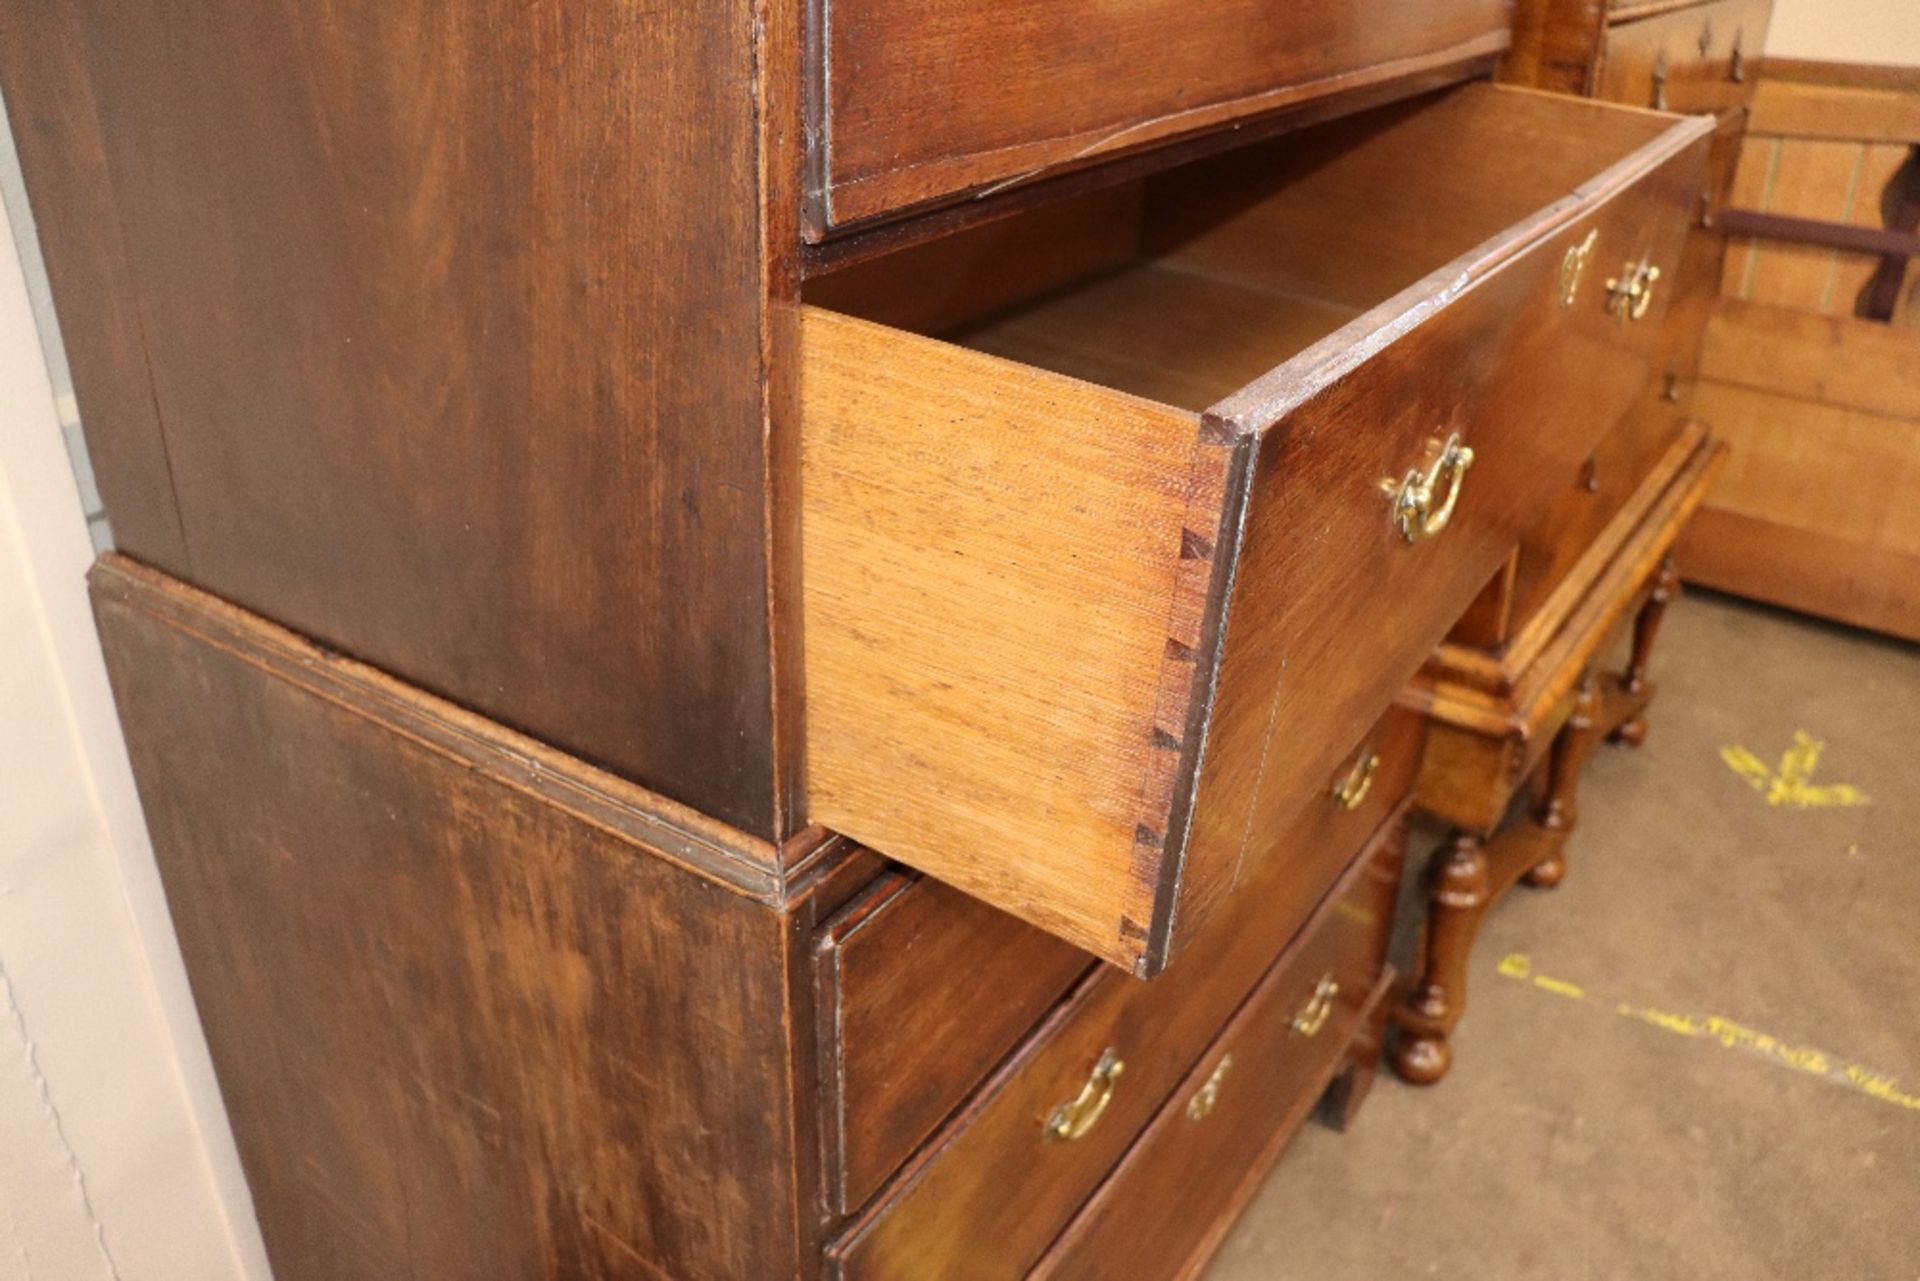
[1767,0,1920,64]
[0,102,269,1281]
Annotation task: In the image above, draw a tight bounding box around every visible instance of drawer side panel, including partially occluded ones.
[801,307,1233,968]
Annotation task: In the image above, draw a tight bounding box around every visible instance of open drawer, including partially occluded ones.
[801,84,1710,974]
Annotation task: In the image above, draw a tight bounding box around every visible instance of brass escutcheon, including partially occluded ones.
[1559,229,1599,306]
[1186,1054,1234,1122]
[1388,433,1475,544]
[1044,1048,1123,1142]
[1292,975,1341,1039]
[1606,259,1662,324]
[1331,749,1381,811]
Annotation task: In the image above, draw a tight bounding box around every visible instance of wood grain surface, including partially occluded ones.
[828,807,1408,1281]
[1029,837,1404,1281]
[804,87,1708,972]
[89,556,813,1281]
[814,873,1091,1216]
[0,0,790,835]
[801,305,1231,967]
[1594,0,1772,116]
[812,0,1510,229]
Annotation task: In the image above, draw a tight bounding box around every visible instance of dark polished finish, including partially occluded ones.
[832,814,1409,1281]
[92,560,1408,1279]
[90,558,814,1280]
[810,0,1511,231]
[0,0,791,836]
[814,873,1091,1215]
[19,0,1749,1271]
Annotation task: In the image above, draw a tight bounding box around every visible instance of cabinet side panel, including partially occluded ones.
[1,0,779,832]
[0,4,191,569]
[92,566,798,1281]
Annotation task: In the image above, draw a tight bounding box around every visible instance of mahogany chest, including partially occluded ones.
[5,1,1717,1274]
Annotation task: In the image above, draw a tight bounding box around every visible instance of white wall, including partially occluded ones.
[1767,0,1920,64]
[0,107,270,1281]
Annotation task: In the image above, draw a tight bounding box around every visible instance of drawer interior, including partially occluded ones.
[807,86,1678,413]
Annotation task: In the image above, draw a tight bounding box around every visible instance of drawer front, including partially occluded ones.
[1029,873,1399,1281]
[1495,110,1748,635]
[826,810,1410,1281]
[816,871,1091,1215]
[811,0,1510,231]
[1597,0,1772,116]
[1172,123,1708,950]
[817,702,1418,1216]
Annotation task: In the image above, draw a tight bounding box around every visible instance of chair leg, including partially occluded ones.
[1390,832,1490,1086]
[1612,556,1679,745]
[1524,671,1601,888]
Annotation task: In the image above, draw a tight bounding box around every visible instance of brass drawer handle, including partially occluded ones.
[1606,259,1663,324]
[1559,229,1598,306]
[1651,51,1670,110]
[1186,1054,1233,1122]
[1331,749,1381,812]
[1730,32,1746,83]
[1292,975,1341,1038]
[1044,1047,1123,1143]
[1389,433,1475,544]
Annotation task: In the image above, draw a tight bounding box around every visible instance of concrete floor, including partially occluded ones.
[1209,592,1920,1280]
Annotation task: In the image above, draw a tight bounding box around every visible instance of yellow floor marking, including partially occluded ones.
[1497,953,1918,1114]
[1719,731,1869,808]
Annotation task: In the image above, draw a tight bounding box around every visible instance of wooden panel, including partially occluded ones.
[801,306,1229,969]
[816,874,1090,1216]
[1829,143,1917,312]
[0,0,785,834]
[1610,0,1721,16]
[1679,506,1920,641]
[0,6,190,569]
[1030,856,1402,1281]
[828,809,1408,1281]
[804,88,1709,973]
[813,0,1511,229]
[1595,0,1772,115]
[1764,61,1920,94]
[1501,0,1607,96]
[1744,140,1874,311]
[804,187,1145,338]
[1695,381,1920,559]
[1749,79,1920,143]
[1722,134,1781,297]
[88,557,804,1281]
[1143,88,1690,315]
[1702,300,1920,421]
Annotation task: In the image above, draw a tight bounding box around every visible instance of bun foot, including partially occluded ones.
[1610,717,1649,747]
[1389,1030,1452,1085]
[1522,849,1567,889]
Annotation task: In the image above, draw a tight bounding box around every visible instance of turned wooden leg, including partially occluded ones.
[1612,556,1680,744]
[1391,834,1490,1085]
[1523,670,1602,892]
